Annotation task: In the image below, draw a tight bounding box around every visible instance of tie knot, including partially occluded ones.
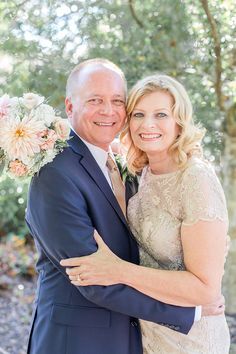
[106,154,118,172]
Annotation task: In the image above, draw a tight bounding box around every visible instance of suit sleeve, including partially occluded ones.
[26,166,195,334]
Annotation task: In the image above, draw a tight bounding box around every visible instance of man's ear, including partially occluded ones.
[65,97,73,118]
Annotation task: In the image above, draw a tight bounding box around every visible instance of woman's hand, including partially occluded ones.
[60,231,123,286]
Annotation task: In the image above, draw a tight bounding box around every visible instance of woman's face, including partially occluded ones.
[129,90,180,159]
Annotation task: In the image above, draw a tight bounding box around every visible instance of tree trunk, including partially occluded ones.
[222,105,236,314]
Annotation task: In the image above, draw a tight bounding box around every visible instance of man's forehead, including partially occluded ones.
[76,65,126,96]
[68,63,127,100]
[79,64,123,81]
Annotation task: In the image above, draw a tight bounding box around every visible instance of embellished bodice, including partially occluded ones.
[128,157,228,271]
[127,157,230,354]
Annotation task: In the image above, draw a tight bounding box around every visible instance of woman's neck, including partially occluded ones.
[148,154,178,175]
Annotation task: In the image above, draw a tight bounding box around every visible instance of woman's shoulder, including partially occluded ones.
[180,157,228,225]
[182,156,216,180]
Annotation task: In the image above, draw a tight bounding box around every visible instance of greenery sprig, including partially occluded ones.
[115,154,135,184]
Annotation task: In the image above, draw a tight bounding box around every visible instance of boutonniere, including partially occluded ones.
[114,154,135,184]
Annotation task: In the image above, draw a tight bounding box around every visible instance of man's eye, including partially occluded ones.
[113,99,125,106]
[88,98,102,104]
[132,112,144,118]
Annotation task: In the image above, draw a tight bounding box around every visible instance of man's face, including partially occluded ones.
[66,66,126,151]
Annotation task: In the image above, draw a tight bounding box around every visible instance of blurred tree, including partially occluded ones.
[193,0,236,313]
[1,0,234,157]
[0,175,28,237]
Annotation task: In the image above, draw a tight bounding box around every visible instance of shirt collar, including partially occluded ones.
[70,125,114,169]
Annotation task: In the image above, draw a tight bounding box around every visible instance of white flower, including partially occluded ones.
[6,97,22,120]
[33,104,56,126]
[0,92,69,179]
[42,149,57,165]
[0,94,11,119]
[21,93,44,110]
[0,115,45,164]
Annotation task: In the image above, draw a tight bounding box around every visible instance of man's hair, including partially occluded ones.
[66,58,127,99]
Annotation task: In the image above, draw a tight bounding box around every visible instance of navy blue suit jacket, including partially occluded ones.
[26,132,195,354]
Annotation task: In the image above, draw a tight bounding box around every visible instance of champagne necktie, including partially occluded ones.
[106,153,126,217]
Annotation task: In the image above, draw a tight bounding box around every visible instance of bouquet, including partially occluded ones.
[0,93,70,179]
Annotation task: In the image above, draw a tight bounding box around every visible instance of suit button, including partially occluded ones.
[131,320,138,327]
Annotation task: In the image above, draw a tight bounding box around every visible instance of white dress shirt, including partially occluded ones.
[71,128,114,188]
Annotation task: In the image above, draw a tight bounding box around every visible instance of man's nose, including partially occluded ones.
[100,101,113,115]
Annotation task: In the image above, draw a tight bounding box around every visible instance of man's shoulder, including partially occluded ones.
[32,146,81,183]
[46,145,79,168]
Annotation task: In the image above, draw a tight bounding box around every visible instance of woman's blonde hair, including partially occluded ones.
[121,74,205,175]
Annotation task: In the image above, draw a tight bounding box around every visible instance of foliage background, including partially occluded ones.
[0,0,236,352]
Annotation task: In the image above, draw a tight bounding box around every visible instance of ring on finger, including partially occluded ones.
[77,274,82,281]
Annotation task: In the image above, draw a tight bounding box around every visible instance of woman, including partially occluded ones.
[61,74,230,353]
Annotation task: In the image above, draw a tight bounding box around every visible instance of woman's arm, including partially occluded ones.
[61,220,227,306]
[118,220,226,306]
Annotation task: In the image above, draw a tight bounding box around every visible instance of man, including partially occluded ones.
[26,59,219,354]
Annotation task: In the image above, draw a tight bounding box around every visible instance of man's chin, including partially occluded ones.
[93,137,117,150]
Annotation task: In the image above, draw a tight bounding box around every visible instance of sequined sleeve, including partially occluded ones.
[181,161,228,226]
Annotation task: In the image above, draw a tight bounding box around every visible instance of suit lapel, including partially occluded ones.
[69,132,128,226]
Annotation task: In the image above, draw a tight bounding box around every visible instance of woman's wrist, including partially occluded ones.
[115,258,134,285]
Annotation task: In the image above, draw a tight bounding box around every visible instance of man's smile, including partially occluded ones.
[94,122,116,126]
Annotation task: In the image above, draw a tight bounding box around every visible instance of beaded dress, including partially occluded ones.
[127,158,230,354]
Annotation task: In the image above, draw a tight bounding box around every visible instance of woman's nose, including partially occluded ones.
[140,115,156,129]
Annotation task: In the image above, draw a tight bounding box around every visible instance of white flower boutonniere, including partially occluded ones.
[114,154,135,184]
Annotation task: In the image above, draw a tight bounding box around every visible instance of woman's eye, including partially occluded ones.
[132,112,144,118]
[156,112,167,119]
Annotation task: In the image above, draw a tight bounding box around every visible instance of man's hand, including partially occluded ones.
[202,294,225,317]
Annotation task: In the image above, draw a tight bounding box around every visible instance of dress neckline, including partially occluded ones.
[145,156,204,179]
[146,165,182,179]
